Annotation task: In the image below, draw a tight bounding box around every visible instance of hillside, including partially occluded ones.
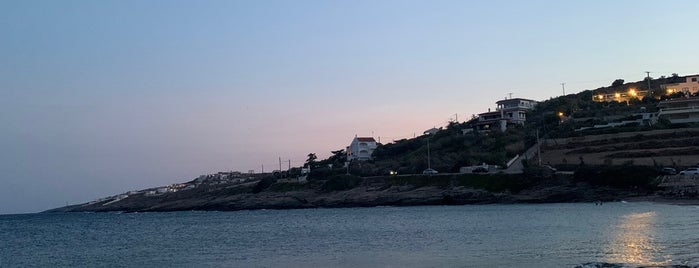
[47,171,662,213]
[47,75,699,213]
[541,128,699,167]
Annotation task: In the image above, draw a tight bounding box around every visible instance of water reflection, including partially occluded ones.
[606,211,669,265]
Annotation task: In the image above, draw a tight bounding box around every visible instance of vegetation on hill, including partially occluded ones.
[49,75,699,213]
[304,75,698,180]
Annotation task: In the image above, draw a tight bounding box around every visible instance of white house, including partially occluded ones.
[496,98,538,125]
[474,98,538,131]
[661,74,699,95]
[346,137,377,161]
[658,96,699,124]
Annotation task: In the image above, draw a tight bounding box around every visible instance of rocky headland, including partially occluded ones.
[46,170,688,213]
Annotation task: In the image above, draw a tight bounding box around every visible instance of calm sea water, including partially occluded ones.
[2,203,699,267]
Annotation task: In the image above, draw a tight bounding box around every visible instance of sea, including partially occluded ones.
[1,202,699,267]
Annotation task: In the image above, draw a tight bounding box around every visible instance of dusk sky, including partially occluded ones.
[2,0,698,214]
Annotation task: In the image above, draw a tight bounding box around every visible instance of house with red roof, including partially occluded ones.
[346,136,377,161]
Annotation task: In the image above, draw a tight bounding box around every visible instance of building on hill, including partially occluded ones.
[661,74,699,95]
[473,98,538,132]
[423,127,440,135]
[346,136,377,161]
[496,98,538,125]
[592,88,648,103]
[657,96,699,124]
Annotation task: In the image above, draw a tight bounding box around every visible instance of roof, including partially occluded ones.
[478,111,501,117]
[356,137,376,142]
[658,96,699,106]
[496,98,538,104]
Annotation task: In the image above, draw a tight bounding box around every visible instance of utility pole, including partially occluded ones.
[288,159,291,170]
[427,138,431,169]
[508,93,513,99]
[278,157,282,172]
[536,129,542,166]
[261,164,264,173]
[645,71,652,94]
[561,83,566,96]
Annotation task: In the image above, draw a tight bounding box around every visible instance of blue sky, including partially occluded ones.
[1,0,698,214]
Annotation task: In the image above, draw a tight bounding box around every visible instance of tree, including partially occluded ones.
[306,153,317,166]
[319,149,347,167]
[611,79,624,87]
[329,149,346,162]
[330,149,344,157]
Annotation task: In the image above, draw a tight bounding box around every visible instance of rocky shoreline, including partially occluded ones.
[45,178,687,213]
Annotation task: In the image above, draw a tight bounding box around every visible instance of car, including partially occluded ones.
[472,167,489,174]
[679,168,699,176]
[422,168,438,175]
[660,167,677,175]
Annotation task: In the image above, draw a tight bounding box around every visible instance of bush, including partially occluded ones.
[268,182,306,192]
[252,176,277,193]
[574,165,658,189]
[320,175,363,192]
[387,175,451,188]
[308,167,344,180]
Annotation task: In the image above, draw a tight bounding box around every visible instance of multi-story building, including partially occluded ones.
[592,88,648,103]
[657,96,699,124]
[346,137,377,161]
[661,74,699,95]
[474,98,538,131]
[496,98,538,125]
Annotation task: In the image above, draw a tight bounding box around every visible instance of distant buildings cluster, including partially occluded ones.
[343,97,539,162]
[343,73,699,162]
[592,74,699,103]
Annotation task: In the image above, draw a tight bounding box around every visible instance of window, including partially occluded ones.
[692,77,698,82]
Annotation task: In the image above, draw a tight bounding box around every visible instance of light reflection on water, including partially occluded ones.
[606,211,671,266]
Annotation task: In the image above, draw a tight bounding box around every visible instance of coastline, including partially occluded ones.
[44,179,696,213]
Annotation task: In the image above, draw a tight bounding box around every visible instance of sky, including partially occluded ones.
[2,0,698,214]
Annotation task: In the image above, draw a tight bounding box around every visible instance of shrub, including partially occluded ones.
[320,175,363,192]
[252,176,277,193]
[574,165,658,189]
